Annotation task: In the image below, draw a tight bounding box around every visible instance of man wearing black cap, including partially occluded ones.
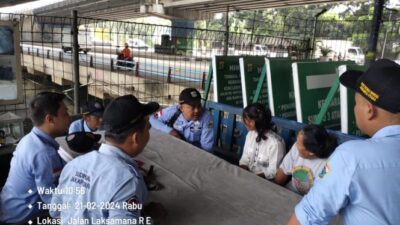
[50,95,159,223]
[68,100,104,133]
[287,59,400,225]
[150,87,214,152]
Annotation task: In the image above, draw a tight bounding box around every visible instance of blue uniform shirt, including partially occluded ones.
[295,125,400,225]
[150,105,214,152]
[0,127,64,223]
[68,118,92,133]
[50,143,148,223]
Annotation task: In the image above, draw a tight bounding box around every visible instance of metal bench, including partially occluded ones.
[204,101,363,165]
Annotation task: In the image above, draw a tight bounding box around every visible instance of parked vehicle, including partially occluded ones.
[315,40,365,65]
[128,38,149,50]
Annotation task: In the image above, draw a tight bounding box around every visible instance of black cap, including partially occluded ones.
[66,132,101,153]
[179,88,201,105]
[82,101,105,117]
[340,59,400,113]
[103,95,159,134]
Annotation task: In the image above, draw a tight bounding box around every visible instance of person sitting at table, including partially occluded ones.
[68,100,104,133]
[0,92,70,224]
[150,88,214,152]
[274,124,337,195]
[50,95,161,222]
[239,103,285,179]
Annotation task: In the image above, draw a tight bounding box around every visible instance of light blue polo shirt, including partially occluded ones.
[295,125,400,225]
[68,119,92,134]
[0,127,64,223]
[50,143,148,223]
[150,105,213,152]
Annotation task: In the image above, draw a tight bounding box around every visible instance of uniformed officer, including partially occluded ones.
[68,100,104,133]
[0,92,70,224]
[50,95,159,223]
[150,88,214,152]
[286,59,400,225]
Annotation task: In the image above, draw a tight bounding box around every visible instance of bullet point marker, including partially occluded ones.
[28,189,32,194]
[28,204,32,209]
[28,220,33,225]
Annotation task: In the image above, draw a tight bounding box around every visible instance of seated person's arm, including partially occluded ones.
[33,153,59,204]
[276,143,297,185]
[199,112,214,152]
[239,133,252,170]
[108,178,145,220]
[275,168,289,186]
[68,120,80,133]
[149,106,177,134]
[286,214,301,225]
[260,140,285,179]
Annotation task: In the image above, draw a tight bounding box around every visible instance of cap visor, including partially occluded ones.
[339,70,363,91]
[90,111,104,117]
[142,102,160,115]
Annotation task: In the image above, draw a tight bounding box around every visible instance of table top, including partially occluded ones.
[137,129,301,225]
[57,129,341,225]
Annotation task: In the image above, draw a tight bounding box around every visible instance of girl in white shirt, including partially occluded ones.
[275,124,337,195]
[239,103,285,179]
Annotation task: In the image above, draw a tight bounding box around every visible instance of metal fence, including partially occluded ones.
[0,12,399,120]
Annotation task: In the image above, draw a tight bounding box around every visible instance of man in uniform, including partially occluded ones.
[0,92,70,224]
[150,88,214,152]
[68,100,104,133]
[286,59,400,225]
[50,95,159,223]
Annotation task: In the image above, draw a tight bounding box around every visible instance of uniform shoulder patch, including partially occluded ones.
[318,162,331,179]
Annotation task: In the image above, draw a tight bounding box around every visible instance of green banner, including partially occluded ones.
[239,56,268,106]
[266,58,316,120]
[292,61,354,130]
[339,64,367,135]
[212,56,243,107]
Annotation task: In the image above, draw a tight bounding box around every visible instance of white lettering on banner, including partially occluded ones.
[317,97,340,109]
[229,65,240,71]
[307,110,341,123]
[224,74,237,79]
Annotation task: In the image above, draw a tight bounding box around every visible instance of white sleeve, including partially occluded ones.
[239,132,253,166]
[262,137,285,179]
[280,143,299,175]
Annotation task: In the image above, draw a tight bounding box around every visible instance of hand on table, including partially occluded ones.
[169,130,182,139]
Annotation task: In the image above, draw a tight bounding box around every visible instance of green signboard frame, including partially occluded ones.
[339,64,366,135]
[292,61,354,129]
[212,56,243,107]
[239,56,268,107]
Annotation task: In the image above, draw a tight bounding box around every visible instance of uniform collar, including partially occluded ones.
[372,125,400,138]
[98,143,137,166]
[82,119,93,132]
[32,127,60,149]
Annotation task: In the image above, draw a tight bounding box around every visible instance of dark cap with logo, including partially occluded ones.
[340,59,400,113]
[102,95,159,134]
[179,88,201,105]
[82,101,105,117]
[66,132,101,153]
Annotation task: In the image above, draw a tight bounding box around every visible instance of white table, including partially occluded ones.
[57,129,341,225]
